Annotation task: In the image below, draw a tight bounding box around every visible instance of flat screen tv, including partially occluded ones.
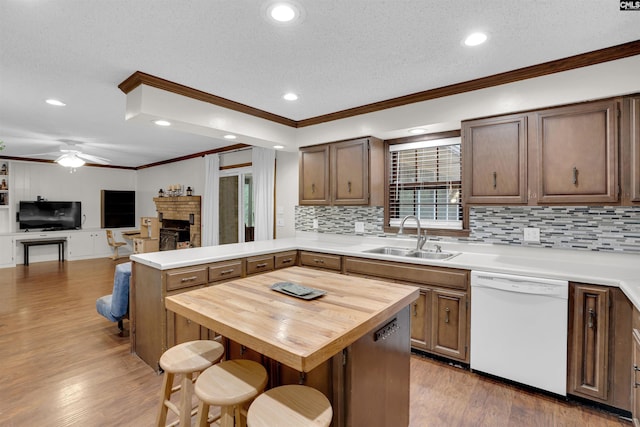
[101,190,135,228]
[18,201,82,231]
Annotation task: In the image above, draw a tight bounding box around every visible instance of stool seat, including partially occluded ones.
[195,359,268,427]
[160,340,225,374]
[157,340,225,427]
[247,385,332,427]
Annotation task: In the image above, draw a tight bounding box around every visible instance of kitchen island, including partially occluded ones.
[165,266,419,427]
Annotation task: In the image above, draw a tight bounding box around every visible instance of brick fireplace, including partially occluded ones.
[153,196,201,248]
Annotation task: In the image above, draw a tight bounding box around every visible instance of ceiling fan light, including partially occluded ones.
[57,154,85,168]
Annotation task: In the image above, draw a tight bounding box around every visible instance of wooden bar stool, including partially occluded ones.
[246,385,332,427]
[157,340,225,427]
[194,359,268,427]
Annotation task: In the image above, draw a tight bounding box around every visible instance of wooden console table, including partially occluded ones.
[21,239,66,266]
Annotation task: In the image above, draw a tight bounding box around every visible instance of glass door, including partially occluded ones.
[218,167,253,244]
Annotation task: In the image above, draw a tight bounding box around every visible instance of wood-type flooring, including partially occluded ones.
[0,258,632,426]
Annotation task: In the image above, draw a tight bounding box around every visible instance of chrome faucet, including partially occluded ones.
[398,215,427,251]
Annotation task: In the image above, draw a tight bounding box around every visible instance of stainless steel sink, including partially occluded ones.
[363,246,459,261]
[406,250,459,260]
[363,246,414,256]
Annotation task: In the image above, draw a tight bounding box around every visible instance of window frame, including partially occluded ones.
[384,130,470,237]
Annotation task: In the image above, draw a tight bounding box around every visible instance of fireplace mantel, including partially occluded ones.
[154,196,201,248]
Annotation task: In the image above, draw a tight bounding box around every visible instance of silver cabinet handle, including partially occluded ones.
[220,269,235,275]
[311,183,316,193]
[256,263,268,268]
[347,181,352,193]
[572,167,578,186]
[413,302,418,317]
[180,276,198,282]
[587,308,595,329]
[313,258,325,264]
[444,307,450,324]
[492,171,497,189]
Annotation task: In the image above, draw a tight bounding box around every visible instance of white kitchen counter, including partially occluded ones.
[130,232,640,310]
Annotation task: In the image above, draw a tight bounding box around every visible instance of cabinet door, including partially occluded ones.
[537,100,618,203]
[462,114,527,204]
[299,145,330,205]
[167,311,205,347]
[0,235,14,266]
[633,330,640,427]
[68,231,94,258]
[410,289,430,350]
[431,289,467,361]
[332,138,369,205]
[630,97,640,202]
[569,284,610,400]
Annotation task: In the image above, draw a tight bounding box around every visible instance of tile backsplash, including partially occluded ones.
[295,205,640,253]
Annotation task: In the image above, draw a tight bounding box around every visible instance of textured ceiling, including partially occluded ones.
[1,1,639,167]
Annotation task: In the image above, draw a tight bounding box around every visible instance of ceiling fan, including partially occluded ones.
[32,140,111,168]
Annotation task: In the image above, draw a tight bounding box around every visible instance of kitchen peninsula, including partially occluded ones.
[130,232,640,422]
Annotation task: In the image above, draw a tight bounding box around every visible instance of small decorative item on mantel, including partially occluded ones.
[158,188,165,197]
[186,186,193,196]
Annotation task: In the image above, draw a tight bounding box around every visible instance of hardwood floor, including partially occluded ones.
[0,258,632,426]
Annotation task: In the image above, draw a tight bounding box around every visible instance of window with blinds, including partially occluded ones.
[388,137,462,230]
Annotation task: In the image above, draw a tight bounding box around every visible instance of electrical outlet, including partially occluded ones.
[355,221,365,233]
[276,218,284,227]
[523,227,540,243]
[313,219,318,229]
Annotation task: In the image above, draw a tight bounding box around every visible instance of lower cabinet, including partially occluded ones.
[344,256,469,363]
[68,230,111,260]
[568,283,632,411]
[633,325,640,426]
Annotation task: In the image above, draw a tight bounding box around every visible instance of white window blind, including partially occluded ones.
[388,137,462,230]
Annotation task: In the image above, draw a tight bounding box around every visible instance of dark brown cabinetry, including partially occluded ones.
[633,307,640,426]
[462,114,528,204]
[299,137,383,206]
[299,251,342,271]
[299,145,330,205]
[622,96,640,203]
[568,283,632,411]
[462,97,621,205]
[536,100,618,203]
[343,256,469,363]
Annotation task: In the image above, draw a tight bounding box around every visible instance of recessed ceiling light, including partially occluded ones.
[409,128,427,134]
[283,92,298,101]
[224,134,237,140]
[464,32,488,47]
[273,145,285,150]
[46,99,66,106]
[154,120,171,126]
[270,4,296,22]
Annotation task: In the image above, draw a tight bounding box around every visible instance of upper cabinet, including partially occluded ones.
[299,137,383,206]
[462,114,527,204]
[299,145,330,205]
[622,95,640,203]
[462,97,622,206]
[536,100,618,204]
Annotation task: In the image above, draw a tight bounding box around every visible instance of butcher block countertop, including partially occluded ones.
[165,266,419,373]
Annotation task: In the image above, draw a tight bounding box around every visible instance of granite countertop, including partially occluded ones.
[131,232,640,310]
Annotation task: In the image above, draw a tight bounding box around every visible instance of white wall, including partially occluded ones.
[4,161,136,232]
[275,150,298,238]
[135,157,205,218]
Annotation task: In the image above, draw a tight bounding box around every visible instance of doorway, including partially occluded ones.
[218,168,254,244]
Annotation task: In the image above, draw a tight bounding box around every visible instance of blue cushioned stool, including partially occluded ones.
[96,262,132,332]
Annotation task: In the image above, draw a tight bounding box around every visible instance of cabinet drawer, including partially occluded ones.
[344,257,468,290]
[246,255,274,275]
[209,260,243,283]
[274,251,298,269]
[299,252,342,271]
[165,266,209,291]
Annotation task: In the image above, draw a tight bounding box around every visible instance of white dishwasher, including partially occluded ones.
[470,270,568,396]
